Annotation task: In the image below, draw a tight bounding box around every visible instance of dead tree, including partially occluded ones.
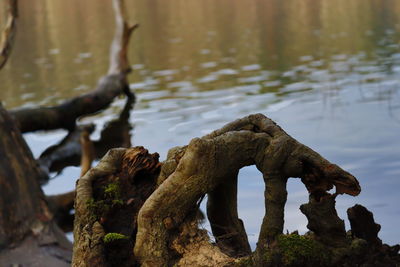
[9,0,137,133]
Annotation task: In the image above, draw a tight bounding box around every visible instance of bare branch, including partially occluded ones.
[0,0,18,70]
[108,0,139,75]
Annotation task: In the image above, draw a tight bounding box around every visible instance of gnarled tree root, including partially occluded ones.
[73,113,399,266]
[134,113,361,266]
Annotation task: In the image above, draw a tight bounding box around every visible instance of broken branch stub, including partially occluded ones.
[347,204,382,247]
[108,0,139,75]
[300,194,347,248]
[134,113,361,266]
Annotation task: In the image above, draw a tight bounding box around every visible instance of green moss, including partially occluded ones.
[112,199,124,205]
[103,232,129,243]
[104,181,121,199]
[265,233,331,266]
[235,257,254,266]
[85,180,125,221]
[86,198,112,221]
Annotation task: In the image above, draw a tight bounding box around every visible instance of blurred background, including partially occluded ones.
[1,0,399,247]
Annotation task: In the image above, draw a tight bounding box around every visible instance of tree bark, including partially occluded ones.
[0,104,72,266]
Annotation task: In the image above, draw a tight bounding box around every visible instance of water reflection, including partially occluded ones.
[1,0,400,246]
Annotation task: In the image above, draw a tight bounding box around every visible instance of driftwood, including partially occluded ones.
[9,0,138,133]
[0,0,17,70]
[72,113,399,266]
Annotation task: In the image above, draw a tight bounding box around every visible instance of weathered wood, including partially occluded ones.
[108,0,139,75]
[0,104,72,266]
[10,74,131,133]
[347,204,382,247]
[133,113,361,266]
[300,194,347,247]
[207,175,252,257]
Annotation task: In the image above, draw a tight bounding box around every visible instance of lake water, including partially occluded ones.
[1,0,399,247]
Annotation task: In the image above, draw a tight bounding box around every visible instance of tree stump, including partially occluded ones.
[0,104,72,266]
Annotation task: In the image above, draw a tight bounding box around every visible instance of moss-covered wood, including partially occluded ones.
[72,147,160,267]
